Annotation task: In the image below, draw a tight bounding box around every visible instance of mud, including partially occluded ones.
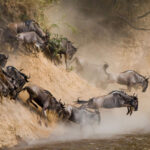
[10,134,150,150]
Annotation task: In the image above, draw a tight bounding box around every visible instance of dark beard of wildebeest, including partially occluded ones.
[49,38,77,69]
[22,85,65,121]
[76,90,138,116]
[7,20,46,39]
[61,105,101,125]
[103,63,149,92]
[5,66,30,99]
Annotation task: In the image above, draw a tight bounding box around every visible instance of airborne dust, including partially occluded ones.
[2,0,150,149]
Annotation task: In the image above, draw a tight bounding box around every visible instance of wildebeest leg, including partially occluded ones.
[69,56,76,64]
[41,108,47,118]
[64,54,69,70]
[41,108,49,127]
[60,54,62,59]
[127,81,132,92]
[0,92,2,104]
[15,96,22,102]
[40,102,49,127]
[95,109,101,124]
[26,96,32,105]
[72,57,83,72]
[38,107,47,126]
[126,106,130,115]
[129,107,133,116]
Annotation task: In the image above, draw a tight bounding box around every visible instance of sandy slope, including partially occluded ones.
[0,52,102,148]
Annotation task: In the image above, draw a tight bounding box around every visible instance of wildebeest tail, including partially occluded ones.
[103,63,109,71]
[103,63,111,80]
[75,99,89,104]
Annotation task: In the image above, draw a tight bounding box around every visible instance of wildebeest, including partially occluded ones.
[59,39,77,69]
[0,67,15,101]
[0,68,14,91]
[76,90,138,116]
[16,32,45,50]
[0,54,8,68]
[48,38,77,69]
[103,63,149,92]
[7,20,46,39]
[22,85,65,120]
[63,105,100,125]
[70,57,108,88]
[5,66,30,99]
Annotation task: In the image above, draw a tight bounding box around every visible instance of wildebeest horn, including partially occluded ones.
[77,97,80,101]
[20,68,23,72]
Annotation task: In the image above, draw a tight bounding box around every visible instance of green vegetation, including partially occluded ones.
[46,34,67,57]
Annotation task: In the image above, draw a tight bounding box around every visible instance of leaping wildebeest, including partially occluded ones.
[0,55,29,101]
[5,66,30,99]
[103,63,149,92]
[76,90,138,116]
[0,67,15,102]
[70,57,108,88]
[62,105,100,125]
[22,85,65,121]
[48,38,77,69]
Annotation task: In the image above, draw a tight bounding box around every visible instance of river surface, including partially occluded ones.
[9,134,150,150]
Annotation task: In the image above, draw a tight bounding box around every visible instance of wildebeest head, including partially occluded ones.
[130,95,138,111]
[33,22,46,38]
[0,54,8,68]
[7,66,30,82]
[112,91,138,114]
[142,77,149,92]
[67,41,77,60]
[16,34,22,41]
[55,99,66,118]
[20,72,30,82]
[124,94,138,115]
[61,39,77,60]
[87,98,95,108]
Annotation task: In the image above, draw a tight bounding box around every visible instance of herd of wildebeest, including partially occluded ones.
[0,20,149,126]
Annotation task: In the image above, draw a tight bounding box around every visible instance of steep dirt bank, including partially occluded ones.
[0,52,102,148]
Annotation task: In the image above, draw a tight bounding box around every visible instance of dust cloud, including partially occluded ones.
[40,0,150,143]
[2,0,150,148]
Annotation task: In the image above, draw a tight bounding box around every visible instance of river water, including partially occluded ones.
[10,134,150,150]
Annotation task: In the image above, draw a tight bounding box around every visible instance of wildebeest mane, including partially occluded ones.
[121,70,146,79]
[43,90,53,97]
[108,90,127,96]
